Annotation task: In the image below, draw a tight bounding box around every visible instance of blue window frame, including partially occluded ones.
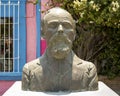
[0,0,26,80]
[36,0,41,58]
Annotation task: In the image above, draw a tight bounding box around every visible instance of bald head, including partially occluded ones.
[44,7,74,22]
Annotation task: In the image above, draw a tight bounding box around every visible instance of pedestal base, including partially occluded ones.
[3,81,119,96]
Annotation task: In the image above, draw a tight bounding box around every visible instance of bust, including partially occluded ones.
[22,7,98,92]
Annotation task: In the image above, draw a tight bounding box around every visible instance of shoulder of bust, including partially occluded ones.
[81,60,97,74]
[23,58,42,72]
[82,60,96,68]
[82,60,95,67]
[73,54,96,71]
[73,54,83,65]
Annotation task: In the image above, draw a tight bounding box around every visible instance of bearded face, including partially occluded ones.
[45,20,75,59]
[43,9,76,59]
[48,33,72,59]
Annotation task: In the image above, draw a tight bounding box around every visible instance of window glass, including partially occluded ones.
[0,17,13,72]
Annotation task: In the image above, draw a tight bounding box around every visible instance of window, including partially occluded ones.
[0,17,13,72]
[0,0,26,80]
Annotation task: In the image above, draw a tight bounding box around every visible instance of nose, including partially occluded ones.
[57,24,63,34]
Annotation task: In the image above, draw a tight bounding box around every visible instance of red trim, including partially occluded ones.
[41,38,47,55]
[0,81,15,95]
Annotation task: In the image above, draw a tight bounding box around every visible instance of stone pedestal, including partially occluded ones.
[3,81,119,96]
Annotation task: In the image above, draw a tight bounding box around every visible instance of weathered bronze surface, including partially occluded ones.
[22,7,98,92]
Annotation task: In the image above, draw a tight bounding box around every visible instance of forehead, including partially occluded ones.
[44,9,74,23]
[46,16,73,24]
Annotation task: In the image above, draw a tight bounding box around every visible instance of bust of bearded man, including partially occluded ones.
[22,7,98,92]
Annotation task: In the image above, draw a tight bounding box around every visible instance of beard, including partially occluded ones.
[48,33,72,59]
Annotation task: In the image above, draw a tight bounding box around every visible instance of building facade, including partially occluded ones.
[0,0,41,80]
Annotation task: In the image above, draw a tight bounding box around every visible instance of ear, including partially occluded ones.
[41,18,46,39]
[73,20,76,41]
[73,31,76,41]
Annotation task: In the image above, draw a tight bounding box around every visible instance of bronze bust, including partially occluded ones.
[22,7,98,92]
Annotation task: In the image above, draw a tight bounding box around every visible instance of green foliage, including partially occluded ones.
[97,28,120,78]
[46,0,120,78]
[60,0,120,28]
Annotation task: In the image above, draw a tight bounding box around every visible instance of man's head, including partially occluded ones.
[42,7,76,59]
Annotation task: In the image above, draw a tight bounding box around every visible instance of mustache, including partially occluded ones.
[48,34,72,47]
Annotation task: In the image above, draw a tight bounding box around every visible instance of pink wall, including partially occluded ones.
[41,0,49,18]
[26,1,48,62]
[26,3,37,62]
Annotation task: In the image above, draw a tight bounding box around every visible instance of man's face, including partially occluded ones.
[44,12,75,59]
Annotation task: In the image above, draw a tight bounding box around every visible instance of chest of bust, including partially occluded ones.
[29,63,89,91]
